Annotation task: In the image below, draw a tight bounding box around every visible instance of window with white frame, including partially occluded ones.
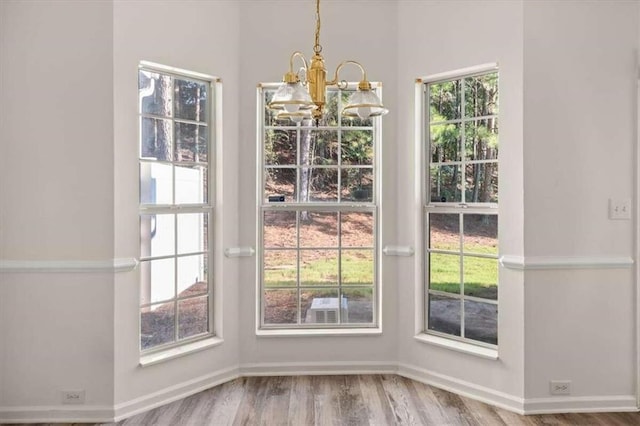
[422,68,498,347]
[258,84,381,329]
[138,65,216,351]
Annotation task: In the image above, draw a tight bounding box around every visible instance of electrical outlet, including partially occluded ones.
[61,390,85,404]
[609,198,631,220]
[550,380,571,395]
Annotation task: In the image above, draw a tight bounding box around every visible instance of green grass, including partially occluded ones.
[430,251,497,299]
[431,241,498,255]
[264,244,498,300]
[264,251,373,287]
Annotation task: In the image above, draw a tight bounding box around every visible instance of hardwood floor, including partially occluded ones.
[5,375,640,425]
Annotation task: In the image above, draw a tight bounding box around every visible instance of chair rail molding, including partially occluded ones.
[0,258,139,273]
[499,255,634,270]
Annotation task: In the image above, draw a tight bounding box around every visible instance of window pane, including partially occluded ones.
[177,254,207,297]
[306,130,338,165]
[174,79,207,122]
[463,214,497,255]
[175,165,207,204]
[341,287,373,324]
[301,289,339,324]
[139,71,172,117]
[140,162,173,205]
[264,211,297,248]
[141,117,172,161]
[175,122,208,163]
[463,256,497,300]
[301,167,338,202]
[300,250,338,286]
[341,249,373,286]
[141,302,175,350]
[264,250,297,288]
[430,122,461,163]
[429,253,460,294]
[265,129,297,166]
[177,213,207,254]
[430,165,461,203]
[300,212,338,247]
[341,212,374,248]
[139,69,213,349]
[428,294,461,336]
[464,73,498,118]
[342,130,373,165]
[140,258,175,305]
[264,90,277,126]
[429,213,459,252]
[465,162,498,203]
[323,91,339,126]
[341,168,373,202]
[265,168,296,202]
[178,296,208,340]
[464,300,497,345]
[429,80,461,121]
[264,289,298,324]
[140,213,175,258]
[464,119,498,161]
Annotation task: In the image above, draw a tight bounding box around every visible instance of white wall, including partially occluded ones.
[1,0,639,420]
[0,0,115,410]
[237,0,399,367]
[396,0,526,400]
[522,0,638,400]
[112,0,241,407]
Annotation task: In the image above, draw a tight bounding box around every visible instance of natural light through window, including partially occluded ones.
[138,64,216,352]
[258,83,381,330]
[423,69,499,347]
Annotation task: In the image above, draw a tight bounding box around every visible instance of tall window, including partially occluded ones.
[423,69,499,347]
[138,64,216,351]
[258,84,381,329]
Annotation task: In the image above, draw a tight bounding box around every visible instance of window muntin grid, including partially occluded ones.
[424,70,499,348]
[258,83,381,329]
[138,65,215,352]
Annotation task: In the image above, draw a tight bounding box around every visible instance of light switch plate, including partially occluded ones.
[609,198,631,220]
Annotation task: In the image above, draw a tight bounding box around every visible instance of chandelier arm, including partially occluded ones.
[289,51,309,75]
[327,60,368,86]
[282,51,309,83]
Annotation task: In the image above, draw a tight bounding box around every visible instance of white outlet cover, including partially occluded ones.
[61,389,85,404]
[549,380,571,395]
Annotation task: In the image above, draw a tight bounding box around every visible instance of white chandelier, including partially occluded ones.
[268,0,388,125]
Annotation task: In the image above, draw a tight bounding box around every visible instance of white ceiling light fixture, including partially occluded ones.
[268,0,388,125]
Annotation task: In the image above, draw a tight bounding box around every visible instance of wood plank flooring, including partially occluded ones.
[5,375,640,425]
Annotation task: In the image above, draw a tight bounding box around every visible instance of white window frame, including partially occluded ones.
[418,64,499,350]
[138,62,219,355]
[256,82,382,332]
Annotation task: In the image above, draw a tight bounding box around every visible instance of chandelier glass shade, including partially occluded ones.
[267,0,388,124]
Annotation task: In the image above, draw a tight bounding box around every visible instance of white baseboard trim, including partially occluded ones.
[0,404,114,423]
[0,366,241,423]
[112,365,240,422]
[523,395,638,414]
[3,362,637,422]
[397,363,526,414]
[239,361,397,376]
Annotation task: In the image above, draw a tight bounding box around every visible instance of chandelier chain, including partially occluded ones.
[313,0,322,54]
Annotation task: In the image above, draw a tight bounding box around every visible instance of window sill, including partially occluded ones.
[414,333,498,360]
[139,337,224,367]
[257,327,382,337]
